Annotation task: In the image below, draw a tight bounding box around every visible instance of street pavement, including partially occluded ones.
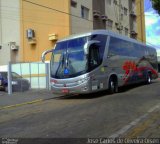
[0,89,61,108]
[0,80,160,143]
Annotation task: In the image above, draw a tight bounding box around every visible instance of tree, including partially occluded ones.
[151,0,160,15]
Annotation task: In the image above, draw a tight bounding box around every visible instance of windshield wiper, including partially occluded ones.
[65,49,70,67]
[61,53,65,67]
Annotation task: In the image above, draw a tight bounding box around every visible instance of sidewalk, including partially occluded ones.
[124,106,160,139]
[140,111,160,138]
[0,89,60,108]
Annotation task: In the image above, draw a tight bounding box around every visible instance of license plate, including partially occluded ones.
[62,89,69,93]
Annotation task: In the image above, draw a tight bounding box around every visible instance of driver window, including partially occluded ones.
[89,44,101,71]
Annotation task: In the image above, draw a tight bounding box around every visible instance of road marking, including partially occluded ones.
[110,103,160,138]
[0,99,43,110]
[148,104,160,113]
[0,94,64,111]
[126,112,160,138]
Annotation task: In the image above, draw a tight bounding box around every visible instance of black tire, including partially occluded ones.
[108,77,118,94]
[146,73,152,84]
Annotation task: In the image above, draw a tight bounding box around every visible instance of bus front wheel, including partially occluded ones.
[108,76,118,94]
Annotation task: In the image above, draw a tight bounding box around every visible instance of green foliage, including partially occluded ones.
[151,0,160,14]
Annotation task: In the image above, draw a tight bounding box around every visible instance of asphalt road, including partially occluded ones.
[0,80,160,139]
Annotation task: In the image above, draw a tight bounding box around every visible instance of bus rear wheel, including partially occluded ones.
[146,72,152,84]
[108,77,118,94]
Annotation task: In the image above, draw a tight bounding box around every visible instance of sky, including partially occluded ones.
[144,0,160,56]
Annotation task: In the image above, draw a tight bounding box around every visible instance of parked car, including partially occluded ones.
[0,71,30,92]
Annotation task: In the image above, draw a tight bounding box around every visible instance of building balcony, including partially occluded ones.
[130,11,137,18]
[101,15,108,21]
[115,23,123,30]
[131,30,137,34]
[130,30,137,39]
[93,10,101,18]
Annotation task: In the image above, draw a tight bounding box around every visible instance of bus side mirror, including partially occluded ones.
[84,40,100,55]
[41,49,53,63]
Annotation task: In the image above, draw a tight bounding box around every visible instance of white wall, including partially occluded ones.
[0,65,7,71]
[0,0,20,65]
[0,63,49,89]
[12,63,48,89]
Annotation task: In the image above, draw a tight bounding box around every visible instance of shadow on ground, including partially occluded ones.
[55,81,158,100]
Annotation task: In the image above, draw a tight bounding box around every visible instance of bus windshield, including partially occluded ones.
[51,37,88,79]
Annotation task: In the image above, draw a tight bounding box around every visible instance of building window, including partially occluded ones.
[124,7,128,15]
[120,14,123,21]
[113,0,118,5]
[71,0,77,8]
[106,0,112,5]
[107,19,113,29]
[81,6,89,19]
[125,27,129,36]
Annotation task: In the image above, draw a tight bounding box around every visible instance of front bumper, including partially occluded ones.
[51,82,90,95]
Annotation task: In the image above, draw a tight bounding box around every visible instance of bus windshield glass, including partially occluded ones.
[51,37,88,79]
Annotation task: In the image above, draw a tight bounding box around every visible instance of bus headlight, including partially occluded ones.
[77,79,83,85]
[77,77,90,85]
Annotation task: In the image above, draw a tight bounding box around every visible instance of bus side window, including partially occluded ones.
[89,44,101,71]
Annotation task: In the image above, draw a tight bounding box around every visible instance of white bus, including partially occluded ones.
[42,30,158,95]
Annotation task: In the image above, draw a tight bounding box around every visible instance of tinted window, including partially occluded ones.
[147,47,158,69]
[108,37,145,58]
[12,72,22,79]
[108,37,132,57]
[0,72,7,79]
[89,44,101,71]
[148,47,157,58]
[134,44,145,58]
[90,34,107,61]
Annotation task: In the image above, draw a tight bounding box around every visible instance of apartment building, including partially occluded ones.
[0,0,146,64]
[92,0,145,42]
[70,0,93,34]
